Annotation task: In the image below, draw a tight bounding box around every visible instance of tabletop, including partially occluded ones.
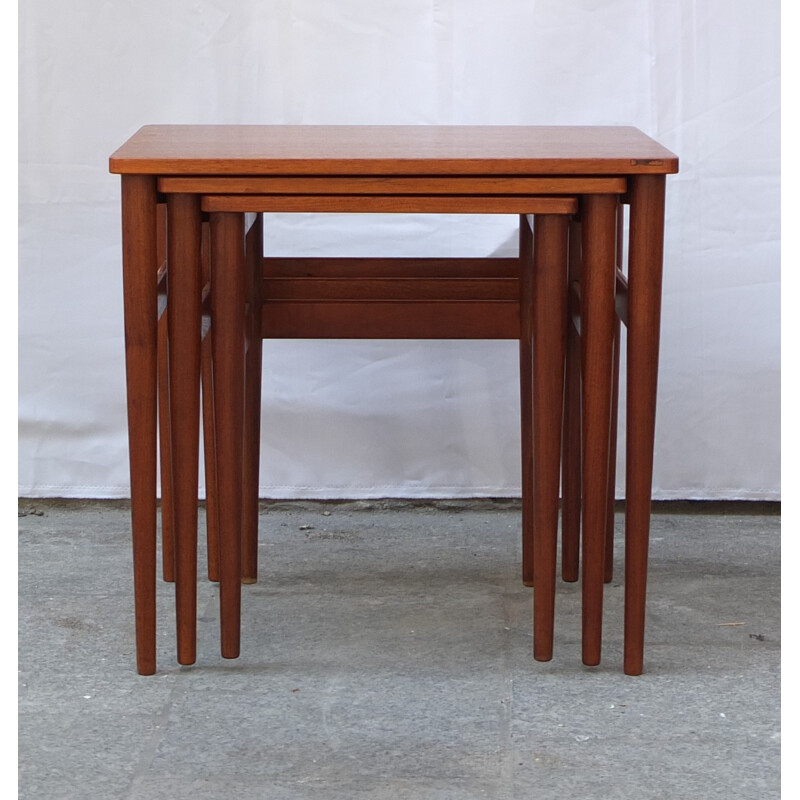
[109,125,678,177]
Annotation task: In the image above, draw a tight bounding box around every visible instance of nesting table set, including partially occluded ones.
[109,125,677,676]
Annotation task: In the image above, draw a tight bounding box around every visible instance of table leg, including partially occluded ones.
[167,193,203,666]
[201,220,221,584]
[120,175,159,675]
[518,215,534,586]
[580,193,618,667]
[210,211,246,659]
[201,329,220,584]
[532,213,569,662]
[561,218,583,583]
[155,203,176,586]
[605,201,625,584]
[624,174,666,676]
[242,214,263,584]
[158,310,175,584]
[605,315,621,585]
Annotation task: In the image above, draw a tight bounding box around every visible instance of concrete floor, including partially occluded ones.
[18,499,780,799]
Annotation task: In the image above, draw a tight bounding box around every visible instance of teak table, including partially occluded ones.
[109,125,678,676]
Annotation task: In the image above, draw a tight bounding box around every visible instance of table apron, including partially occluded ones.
[158,175,626,196]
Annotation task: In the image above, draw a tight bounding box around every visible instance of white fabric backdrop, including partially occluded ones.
[18,0,780,500]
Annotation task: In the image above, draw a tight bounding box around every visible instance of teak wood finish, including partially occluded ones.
[110,125,677,677]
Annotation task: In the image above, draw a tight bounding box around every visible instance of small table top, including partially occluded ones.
[110,125,678,177]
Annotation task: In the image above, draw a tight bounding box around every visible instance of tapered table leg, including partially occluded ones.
[167,193,203,666]
[120,175,159,675]
[519,215,535,586]
[200,220,221,584]
[580,194,618,667]
[605,319,620,584]
[604,204,625,584]
[158,311,175,583]
[624,174,666,676]
[210,211,246,659]
[242,214,263,584]
[201,326,220,582]
[155,203,176,586]
[561,218,583,583]
[532,214,569,662]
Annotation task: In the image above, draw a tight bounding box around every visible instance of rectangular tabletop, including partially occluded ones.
[109,125,678,177]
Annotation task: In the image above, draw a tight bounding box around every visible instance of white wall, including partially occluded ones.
[18,0,780,500]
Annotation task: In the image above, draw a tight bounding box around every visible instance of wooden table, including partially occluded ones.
[110,126,677,676]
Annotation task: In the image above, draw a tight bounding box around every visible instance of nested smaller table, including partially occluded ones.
[110,125,677,676]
